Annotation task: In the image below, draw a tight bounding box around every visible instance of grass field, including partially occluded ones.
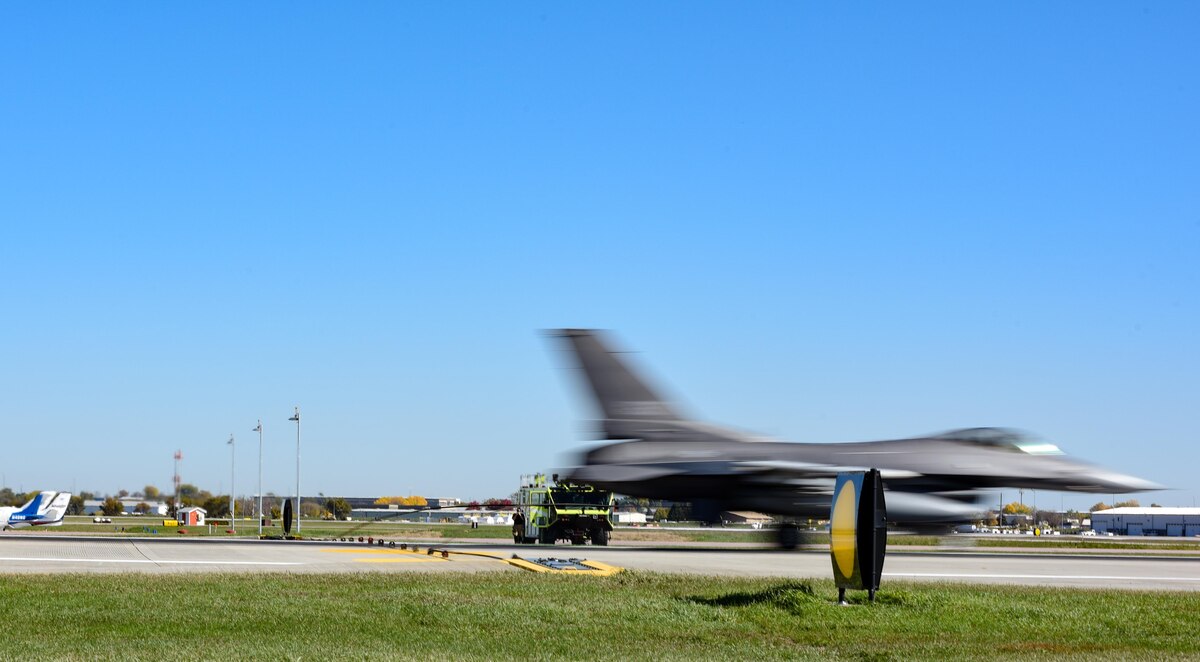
[0,572,1195,660]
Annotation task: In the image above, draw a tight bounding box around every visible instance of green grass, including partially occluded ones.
[972,538,1200,551]
[0,573,1195,660]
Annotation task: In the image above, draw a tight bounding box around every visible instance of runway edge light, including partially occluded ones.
[829,469,887,604]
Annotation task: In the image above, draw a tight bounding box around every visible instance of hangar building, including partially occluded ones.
[1090,507,1200,536]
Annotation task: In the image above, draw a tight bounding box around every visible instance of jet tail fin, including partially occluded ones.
[554,329,683,425]
[44,492,70,524]
[15,492,48,516]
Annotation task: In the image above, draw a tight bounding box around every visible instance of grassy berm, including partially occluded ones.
[0,573,1195,660]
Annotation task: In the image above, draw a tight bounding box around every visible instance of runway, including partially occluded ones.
[1,535,1198,591]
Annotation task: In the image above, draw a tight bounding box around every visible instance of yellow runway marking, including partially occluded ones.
[506,558,623,576]
[577,560,622,576]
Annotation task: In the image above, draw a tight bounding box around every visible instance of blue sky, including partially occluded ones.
[1,4,1196,510]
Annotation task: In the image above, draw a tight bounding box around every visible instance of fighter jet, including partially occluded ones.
[552,330,1160,542]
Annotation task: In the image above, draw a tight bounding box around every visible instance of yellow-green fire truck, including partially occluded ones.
[514,473,614,545]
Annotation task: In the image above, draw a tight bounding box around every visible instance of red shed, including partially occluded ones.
[177,507,206,526]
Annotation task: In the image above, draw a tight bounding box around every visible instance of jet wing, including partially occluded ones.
[735,460,923,481]
[571,459,922,491]
[567,464,686,483]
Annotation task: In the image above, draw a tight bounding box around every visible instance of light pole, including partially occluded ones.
[227,434,235,533]
[173,450,182,516]
[1032,489,1037,533]
[1019,488,1025,530]
[253,420,263,536]
[289,407,301,532]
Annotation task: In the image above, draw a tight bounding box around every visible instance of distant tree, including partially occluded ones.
[483,498,512,511]
[100,496,124,516]
[667,503,693,521]
[117,489,129,498]
[615,497,640,512]
[1090,502,1112,512]
[1114,499,1140,509]
[177,484,205,506]
[325,498,352,520]
[203,496,230,517]
[269,505,281,519]
[143,485,160,499]
[1002,502,1033,515]
[653,508,670,521]
[1151,503,1162,508]
[67,496,85,515]
[134,502,151,514]
[300,501,323,518]
[374,495,429,507]
[466,501,480,509]
[1037,510,1062,528]
[0,488,17,506]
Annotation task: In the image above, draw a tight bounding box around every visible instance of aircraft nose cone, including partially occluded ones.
[1061,465,1164,493]
[1092,470,1164,492]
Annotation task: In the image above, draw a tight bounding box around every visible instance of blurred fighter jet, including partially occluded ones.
[552,330,1160,542]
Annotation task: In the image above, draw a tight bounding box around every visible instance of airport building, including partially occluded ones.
[82,499,169,516]
[1090,507,1200,536]
[614,511,647,525]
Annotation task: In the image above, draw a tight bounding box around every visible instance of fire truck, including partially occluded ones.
[513,473,614,545]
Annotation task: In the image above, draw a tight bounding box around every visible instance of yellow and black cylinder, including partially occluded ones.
[829,469,887,602]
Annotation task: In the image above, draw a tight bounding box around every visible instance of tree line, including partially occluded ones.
[0,484,347,520]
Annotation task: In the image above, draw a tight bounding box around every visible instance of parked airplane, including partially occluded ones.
[551,330,1160,544]
[0,491,72,530]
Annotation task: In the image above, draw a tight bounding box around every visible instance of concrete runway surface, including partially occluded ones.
[1,535,1198,591]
